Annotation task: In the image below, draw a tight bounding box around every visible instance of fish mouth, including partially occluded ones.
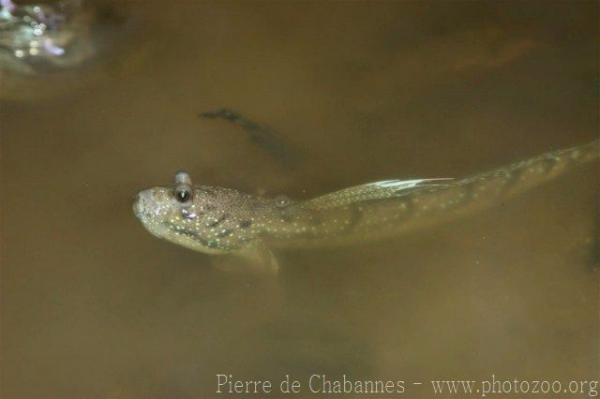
[133,192,151,220]
[133,189,164,222]
[132,195,143,219]
[132,192,165,239]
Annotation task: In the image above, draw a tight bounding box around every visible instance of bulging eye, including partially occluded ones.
[175,188,192,203]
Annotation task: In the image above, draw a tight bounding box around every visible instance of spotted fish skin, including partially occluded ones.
[264,139,599,248]
[134,185,278,254]
[133,140,598,255]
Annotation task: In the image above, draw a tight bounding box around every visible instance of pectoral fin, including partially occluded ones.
[213,241,279,274]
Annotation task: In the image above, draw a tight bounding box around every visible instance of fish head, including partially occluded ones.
[133,172,255,254]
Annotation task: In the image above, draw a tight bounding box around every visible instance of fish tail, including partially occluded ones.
[456,139,599,201]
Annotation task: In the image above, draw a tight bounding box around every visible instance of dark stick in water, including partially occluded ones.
[200,108,303,169]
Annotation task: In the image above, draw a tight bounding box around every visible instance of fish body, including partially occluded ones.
[133,140,599,265]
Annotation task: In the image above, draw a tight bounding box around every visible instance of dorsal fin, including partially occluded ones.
[301,178,453,210]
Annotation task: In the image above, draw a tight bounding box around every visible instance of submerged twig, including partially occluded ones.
[200,108,303,169]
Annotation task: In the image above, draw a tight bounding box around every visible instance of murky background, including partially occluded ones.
[1,1,598,398]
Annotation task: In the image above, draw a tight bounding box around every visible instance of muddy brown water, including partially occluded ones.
[1,1,598,398]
